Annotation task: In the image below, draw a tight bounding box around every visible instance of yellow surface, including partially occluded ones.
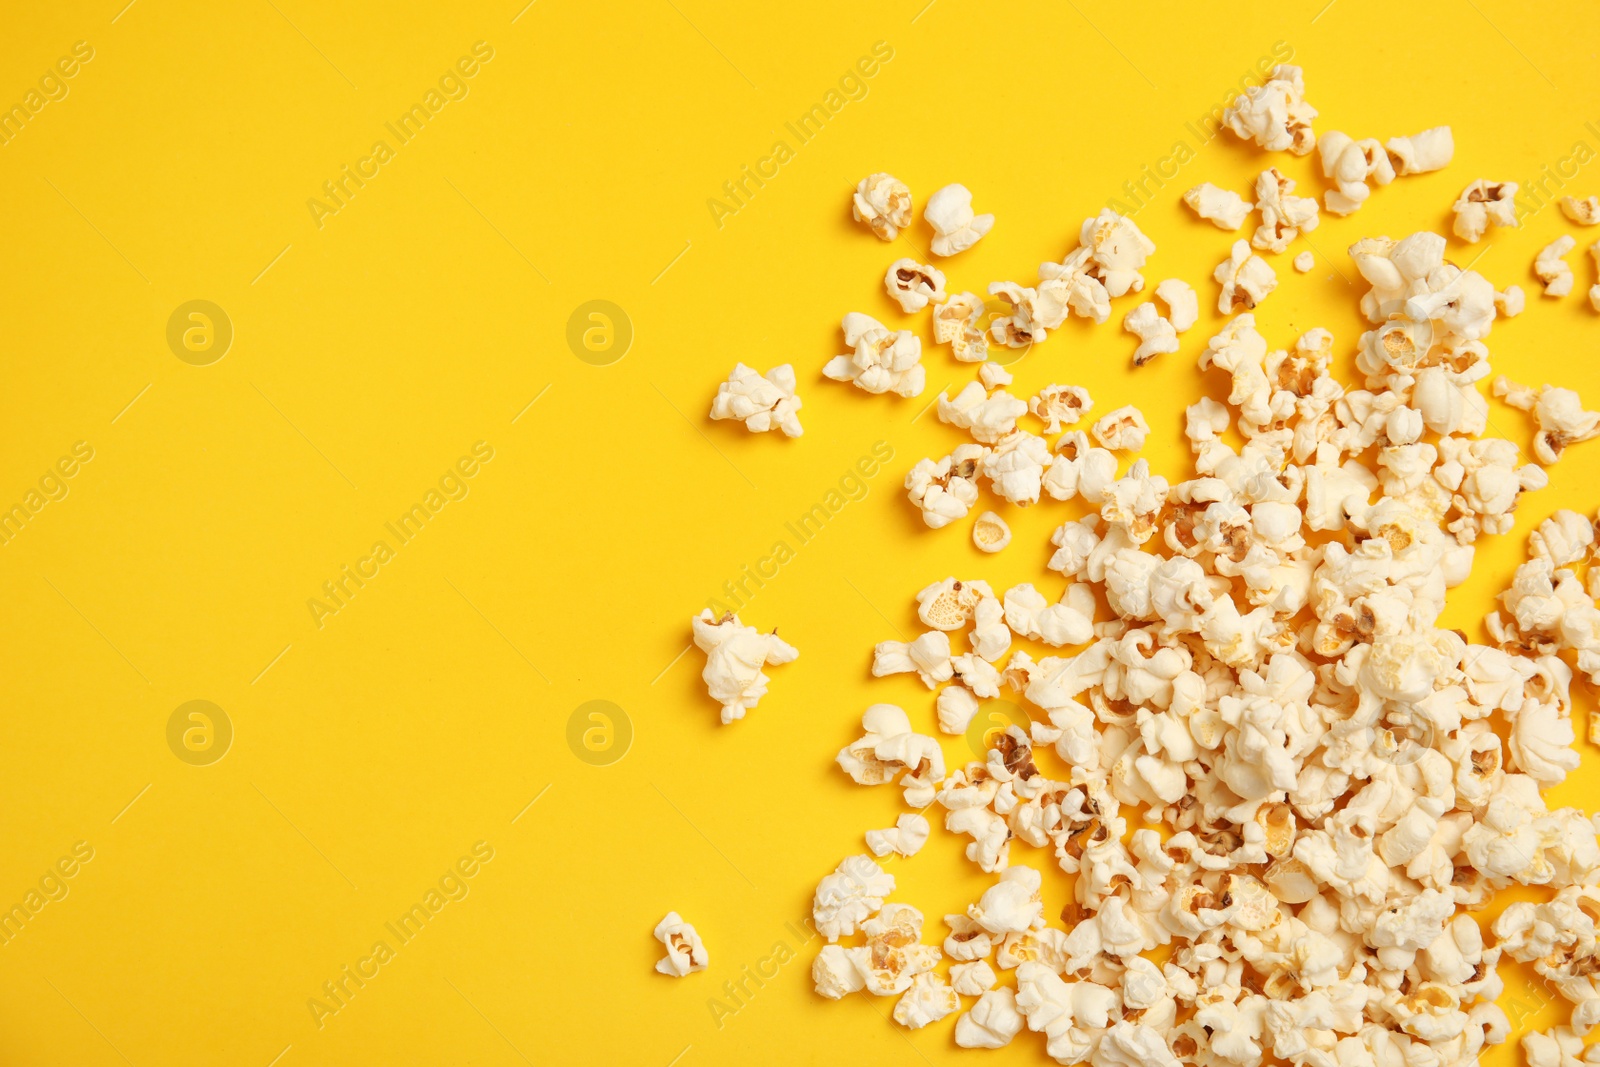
[2,0,1598,1062]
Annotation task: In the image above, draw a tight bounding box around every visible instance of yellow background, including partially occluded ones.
[1,0,1598,1063]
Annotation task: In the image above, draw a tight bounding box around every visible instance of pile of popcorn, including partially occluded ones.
[681,62,1600,1067]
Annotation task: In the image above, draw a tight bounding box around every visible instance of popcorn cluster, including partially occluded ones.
[794,63,1600,1067]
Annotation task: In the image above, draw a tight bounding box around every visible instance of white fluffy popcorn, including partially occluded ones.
[1318,130,1395,215]
[1155,278,1197,333]
[956,988,1025,1048]
[1124,301,1179,367]
[691,609,798,724]
[973,511,1012,553]
[1494,377,1600,464]
[884,258,947,313]
[1031,384,1093,434]
[893,971,960,1028]
[1182,183,1252,230]
[925,184,994,256]
[1452,179,1519,242]
[1252,166,1320,252]
[837,704,946,801]
[905,444,986,528]
[824,312,925,397]
[939,381,1027,444]
[653,912,708,976]
[1091,405,1150,452]
[1294,250,1314,272]
[1214,239,1278,312]
[1386,125,1454,175]
[933,291,990,362]
[1536,235,1577,297]
[812,855,895,941]
[709,363,803,437]
[1222,64,1317,154]
[978,361,1012,389]
[1560,195,1600,225]
[873,631,954,688]
[866,813,930,858]
[852,173,912,240]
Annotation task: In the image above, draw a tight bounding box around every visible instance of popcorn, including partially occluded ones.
[1222,64,1317,154]
[1124,301,1178,367]
[691,609,799,724]
[1030,384,1093,434]
[824,312,925,397]
[1155,278,1197,333]
[977,361,1011,389]
[837,704,946,797]
[1077,209,1157,298]
[653,912,708,976]
[1385,126,1455,175]
[1592,242,1600,312]
[914,577,995,630]
[933,291,990,362]
[973,511,1012,553]
[1318,131,1395,215]
[938,381,1027,444]
[968,865,1044,934]
[709,363,803,437]
[925,184,994,256]
[884,258,947,313]
[982,431,1053,506]
[1493,377,1600,464]
[866,813,930,857]
[1214,239,1278,312]
[1252,167,1321,252]
[872,631,954,687]
[905,444,987,528]
[1452,180,1519,242]
[1294,251,1314,272]
[852,173,912,240]
[950,959,997,996]
[955,988,1024,1049]
[1560,195,1600,225]
[812,855,894,940]
[1092,405,1150,451]
[1536,235,1577,297]
[1183,182,1252,230]
[892,971,960,1028]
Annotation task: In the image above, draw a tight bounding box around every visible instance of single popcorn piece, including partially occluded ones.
[1493,376,1600,464]
[1252,166,1320,252]
[950,959,997,996]
[1092,405,1150,451]
[924,184,993,257]
[1182,183,1252,230]
[905,444,987,528]
[709,363,803,437]
[691,609,798,724]
[1154,278,1197,333]
[884,258,947,313]
[932,292,989,362]
[1077,210,1157,298]
[1221,63,1317,154]
[955,988,1024,1049]
[977,362,1011,389]
[1318,131,1396,215]
[653,912,708,977]
[1536,235,1576,297]
[893,971,960,1029]
[1030,384,1093,433]
[1214,238,1277,312]
[1561,195,1600,225]
[866,813,931,858]
[812,855,894,941]
[1294,250,1314,272]
[872,631,953,687]
[938,381,1027,444]
[972,511,1012,553]
[1452,179,1519,242]
[824,312,925,397]
[836,704,946,798]
[851,173,912,240]
[1124,301,1178,367]
[1385,125,1454,175]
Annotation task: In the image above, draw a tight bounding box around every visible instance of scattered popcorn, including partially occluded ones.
[884,258,947,313]
[1452,179,1519,242]
[1560,195,1600,225]
[1293,250,1314,272]
[1493,377,1600,464]
[1536,235,1577,297]
[1030,384,1093,434]
[933,291,990,362]
[973,511,1012,553]
[925,184,994,256]
[977,361,1012,389]
[1154,278,1197,333]
[709,362,803,437]
[1124,301,1178,367]
[653,912,708,976]
[1213,238,1278,312]
[1318,131,1395,215]
[852,173,912,240]
[1252,166,1321,252]
[866,813,930,858]
[824,312,925,397]
[1385,125,1454,175]
[1182,182,1252,230]
[691,609,798,724]
[1090,405,1149,451]
[1222,64,1317,154]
